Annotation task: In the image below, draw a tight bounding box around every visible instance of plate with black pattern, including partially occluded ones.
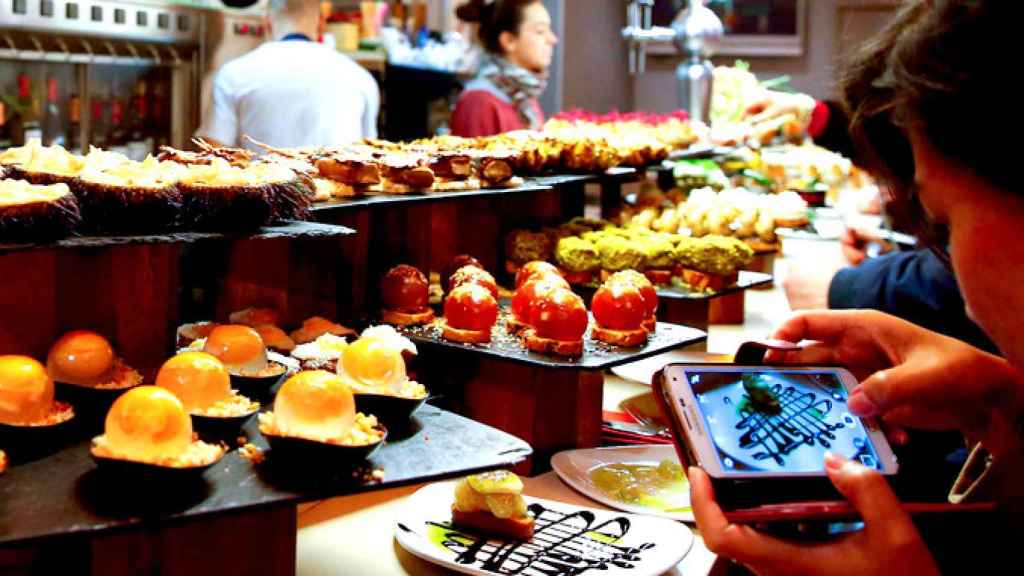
[394,481,694,576]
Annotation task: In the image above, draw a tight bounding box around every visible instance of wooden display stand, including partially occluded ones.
[0,245,179,379]
[88,507,296,576]
[428,353,604,475]
[0,245,284,575]
[0,176,711,573]
[313,185,601,470]
[708,252,776,325]
[659,298,713,336]
[708,293,744,325]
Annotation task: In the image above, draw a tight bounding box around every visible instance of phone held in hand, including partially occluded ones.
[654,363,900,522]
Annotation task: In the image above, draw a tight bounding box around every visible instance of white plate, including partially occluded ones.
[610,350,717,386]
[394,481,694,576]
[551,445,693,522]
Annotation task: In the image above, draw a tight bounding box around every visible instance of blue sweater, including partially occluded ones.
[828,250,996,353]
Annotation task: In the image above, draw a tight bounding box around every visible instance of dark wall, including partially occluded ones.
[560,0,632,113]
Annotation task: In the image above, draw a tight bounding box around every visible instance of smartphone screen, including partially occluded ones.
[683,367,884,474]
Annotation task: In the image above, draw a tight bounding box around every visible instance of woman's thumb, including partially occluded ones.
[824,452,908,530]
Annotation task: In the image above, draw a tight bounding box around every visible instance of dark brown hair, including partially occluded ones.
[841,0,1017,197]
[839,0,1018,255]
[456,0,539,55]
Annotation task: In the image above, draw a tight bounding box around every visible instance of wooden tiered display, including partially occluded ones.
[0,173,738,574]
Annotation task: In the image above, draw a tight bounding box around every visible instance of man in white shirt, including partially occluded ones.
[198,0,380,151]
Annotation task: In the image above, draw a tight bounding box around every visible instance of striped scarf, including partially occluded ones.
[477,54,547,130]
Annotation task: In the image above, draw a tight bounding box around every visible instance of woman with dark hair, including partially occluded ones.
[690,1,1024,573]
[450,0,557,137]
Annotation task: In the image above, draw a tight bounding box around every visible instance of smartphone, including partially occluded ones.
[655,364,899,519]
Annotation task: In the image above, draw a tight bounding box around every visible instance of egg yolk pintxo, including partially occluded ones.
[155,352,232,412]
[203,325,268,374]
[103,386,192,462]
[272,371,356,441]
[335,326,425,398]
[338,338,406,392]
[0,355,55,425]
[46,330,116,386]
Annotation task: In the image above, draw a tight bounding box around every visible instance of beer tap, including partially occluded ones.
[622,0,723,124]
[621,0,674,75]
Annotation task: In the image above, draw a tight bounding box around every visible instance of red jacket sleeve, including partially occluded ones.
[450,91,508,137]
[807,99,831,140]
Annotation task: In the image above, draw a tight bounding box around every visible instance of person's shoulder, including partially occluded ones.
[451,90,512,137]
[456,89,507,111]
[323,50,378,85]
[226,42,277,65]
[215,43,274,81]
[460,78,511,104]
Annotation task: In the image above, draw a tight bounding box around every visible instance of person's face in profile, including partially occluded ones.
[499,2,557,75]
[910,129,1024,367]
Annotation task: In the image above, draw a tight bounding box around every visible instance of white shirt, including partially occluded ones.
[198,39,380,151]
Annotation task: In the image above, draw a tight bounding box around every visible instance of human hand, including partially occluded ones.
[767,310,1024,454]
[744,91,815,127]
[782,244,848,310]
[690,453,939,576]
[839,228,888,266]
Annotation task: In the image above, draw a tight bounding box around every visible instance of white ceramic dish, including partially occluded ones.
[394,480,694,576]
[610,350,715,385]
[551,445,693,522]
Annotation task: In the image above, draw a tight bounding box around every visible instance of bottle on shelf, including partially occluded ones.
[90,92,108,150]
[149,77,169,150]
[0,97,11,150]
[126,79,151,160]
[67,91,82,154]
[107,79,127,155]
[42,76,66,148]
[16,72,42,145]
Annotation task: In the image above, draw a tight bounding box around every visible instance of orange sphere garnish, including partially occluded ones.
[530,288,589,342]
[515,261,562,290]
[156,352,232,412]
[273,371,356,441]
[0,355,55,425]
[511,275,570,324]
[381,264,430,312]
[444,283,498,332]
[46,330,116,386]
[607,270,658,318]
[104,386,192,462]
[203,324,268,374]
[449,265,499,299]
[592,283,646,330]
[339,338,403,389]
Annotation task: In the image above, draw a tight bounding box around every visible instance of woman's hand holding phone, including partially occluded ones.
[690,453,939,576]
[687,309,1021,573]
[766,310,1024,456]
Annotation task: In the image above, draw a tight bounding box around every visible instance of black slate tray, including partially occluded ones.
[667,144,738,160]
[0,220,355,254]
[396,304,706,370]
[309,180,555,213]
[0,405,531,546]
[529,174,598,187]
[602,166,641,179]
[579,270,774,301]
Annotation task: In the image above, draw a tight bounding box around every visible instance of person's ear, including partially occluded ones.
[498,30,518,55]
